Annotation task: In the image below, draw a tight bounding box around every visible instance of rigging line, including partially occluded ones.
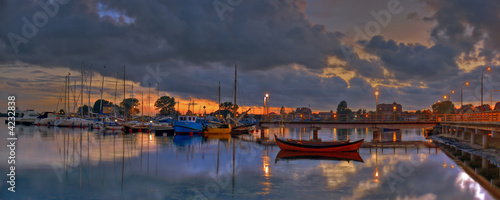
[55,78,66,112]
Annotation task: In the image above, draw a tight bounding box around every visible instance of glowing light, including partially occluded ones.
[465,82,469,86]
[149,134,152,141]
[375,91,379,96]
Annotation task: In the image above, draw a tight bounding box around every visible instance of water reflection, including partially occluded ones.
[0,124,495,200]
[275,150,364,163]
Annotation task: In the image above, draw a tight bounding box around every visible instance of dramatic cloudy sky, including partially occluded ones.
[1,0,500,114]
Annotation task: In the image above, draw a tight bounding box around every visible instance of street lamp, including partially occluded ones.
[481,67,491,106]
[443,95,447,101]
[375,90,379,113]
[263,96,267,115]
[265,93,269,115]
[461,82,469,108]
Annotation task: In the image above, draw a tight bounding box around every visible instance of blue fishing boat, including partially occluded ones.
[173,115,203,136]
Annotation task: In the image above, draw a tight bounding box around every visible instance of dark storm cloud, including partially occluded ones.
[0,0,362,109]
[157,64,375,111]
[347,52,386,79]
[406,12,419,20]
[0,0,345,72]
[360,36,459,81]
[421,0,500,63]
[6,82,20,87]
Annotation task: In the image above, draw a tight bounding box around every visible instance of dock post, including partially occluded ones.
[482,157,489,169]
[471,154,477,162]
[454,127,458,137]
[313,129,319,141]
[462,128,467,140]
[482,133,489,149]
[471,129,477,144]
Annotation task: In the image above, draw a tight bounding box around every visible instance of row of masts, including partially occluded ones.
[60,64,240,119]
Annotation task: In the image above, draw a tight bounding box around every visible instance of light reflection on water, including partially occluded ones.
[0,123,495,200]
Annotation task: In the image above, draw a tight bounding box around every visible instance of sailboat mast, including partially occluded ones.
[81,62,84,118]
[123,65,126,120]
[100,66,106,114]
[114,75,118,112]
[157,82,159,117]
[234,65,237,116]
[141,91,144,124]
[148,83,151,117]
[67,73,70,117]
[88,64,93,115]
[74,80,76,113]
[218,81,221,111]
[64,74,67,117]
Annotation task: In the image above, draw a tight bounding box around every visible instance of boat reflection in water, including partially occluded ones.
[204,133,231,141]
[172,134,203,146]
[274,150,364,163]
[1,124,497,200]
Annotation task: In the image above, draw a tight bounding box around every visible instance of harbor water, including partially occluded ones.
[0,121,495,200]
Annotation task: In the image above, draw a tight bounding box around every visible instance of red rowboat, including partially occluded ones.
[274,134,363,152]
[275,150,364,163]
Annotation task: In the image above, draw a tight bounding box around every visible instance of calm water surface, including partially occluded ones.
[0,122,495,200]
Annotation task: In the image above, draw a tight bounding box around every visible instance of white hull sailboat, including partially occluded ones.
[34,112,58,126]
[54,117,93,127]
[17,109,40,125]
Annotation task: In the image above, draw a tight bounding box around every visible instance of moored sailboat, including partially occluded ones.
[34,112,58,126]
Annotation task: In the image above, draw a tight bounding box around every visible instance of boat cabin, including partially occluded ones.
[178,115,197,122]
[37,112,57,119]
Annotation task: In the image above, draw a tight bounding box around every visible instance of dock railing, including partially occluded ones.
[264,111,500,123]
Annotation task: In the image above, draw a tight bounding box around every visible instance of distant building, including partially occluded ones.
[318,111,334,117]
[295,107,312,119]
[376,102,403,115]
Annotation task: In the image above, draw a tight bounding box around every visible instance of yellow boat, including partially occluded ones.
[204,124,232,135]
